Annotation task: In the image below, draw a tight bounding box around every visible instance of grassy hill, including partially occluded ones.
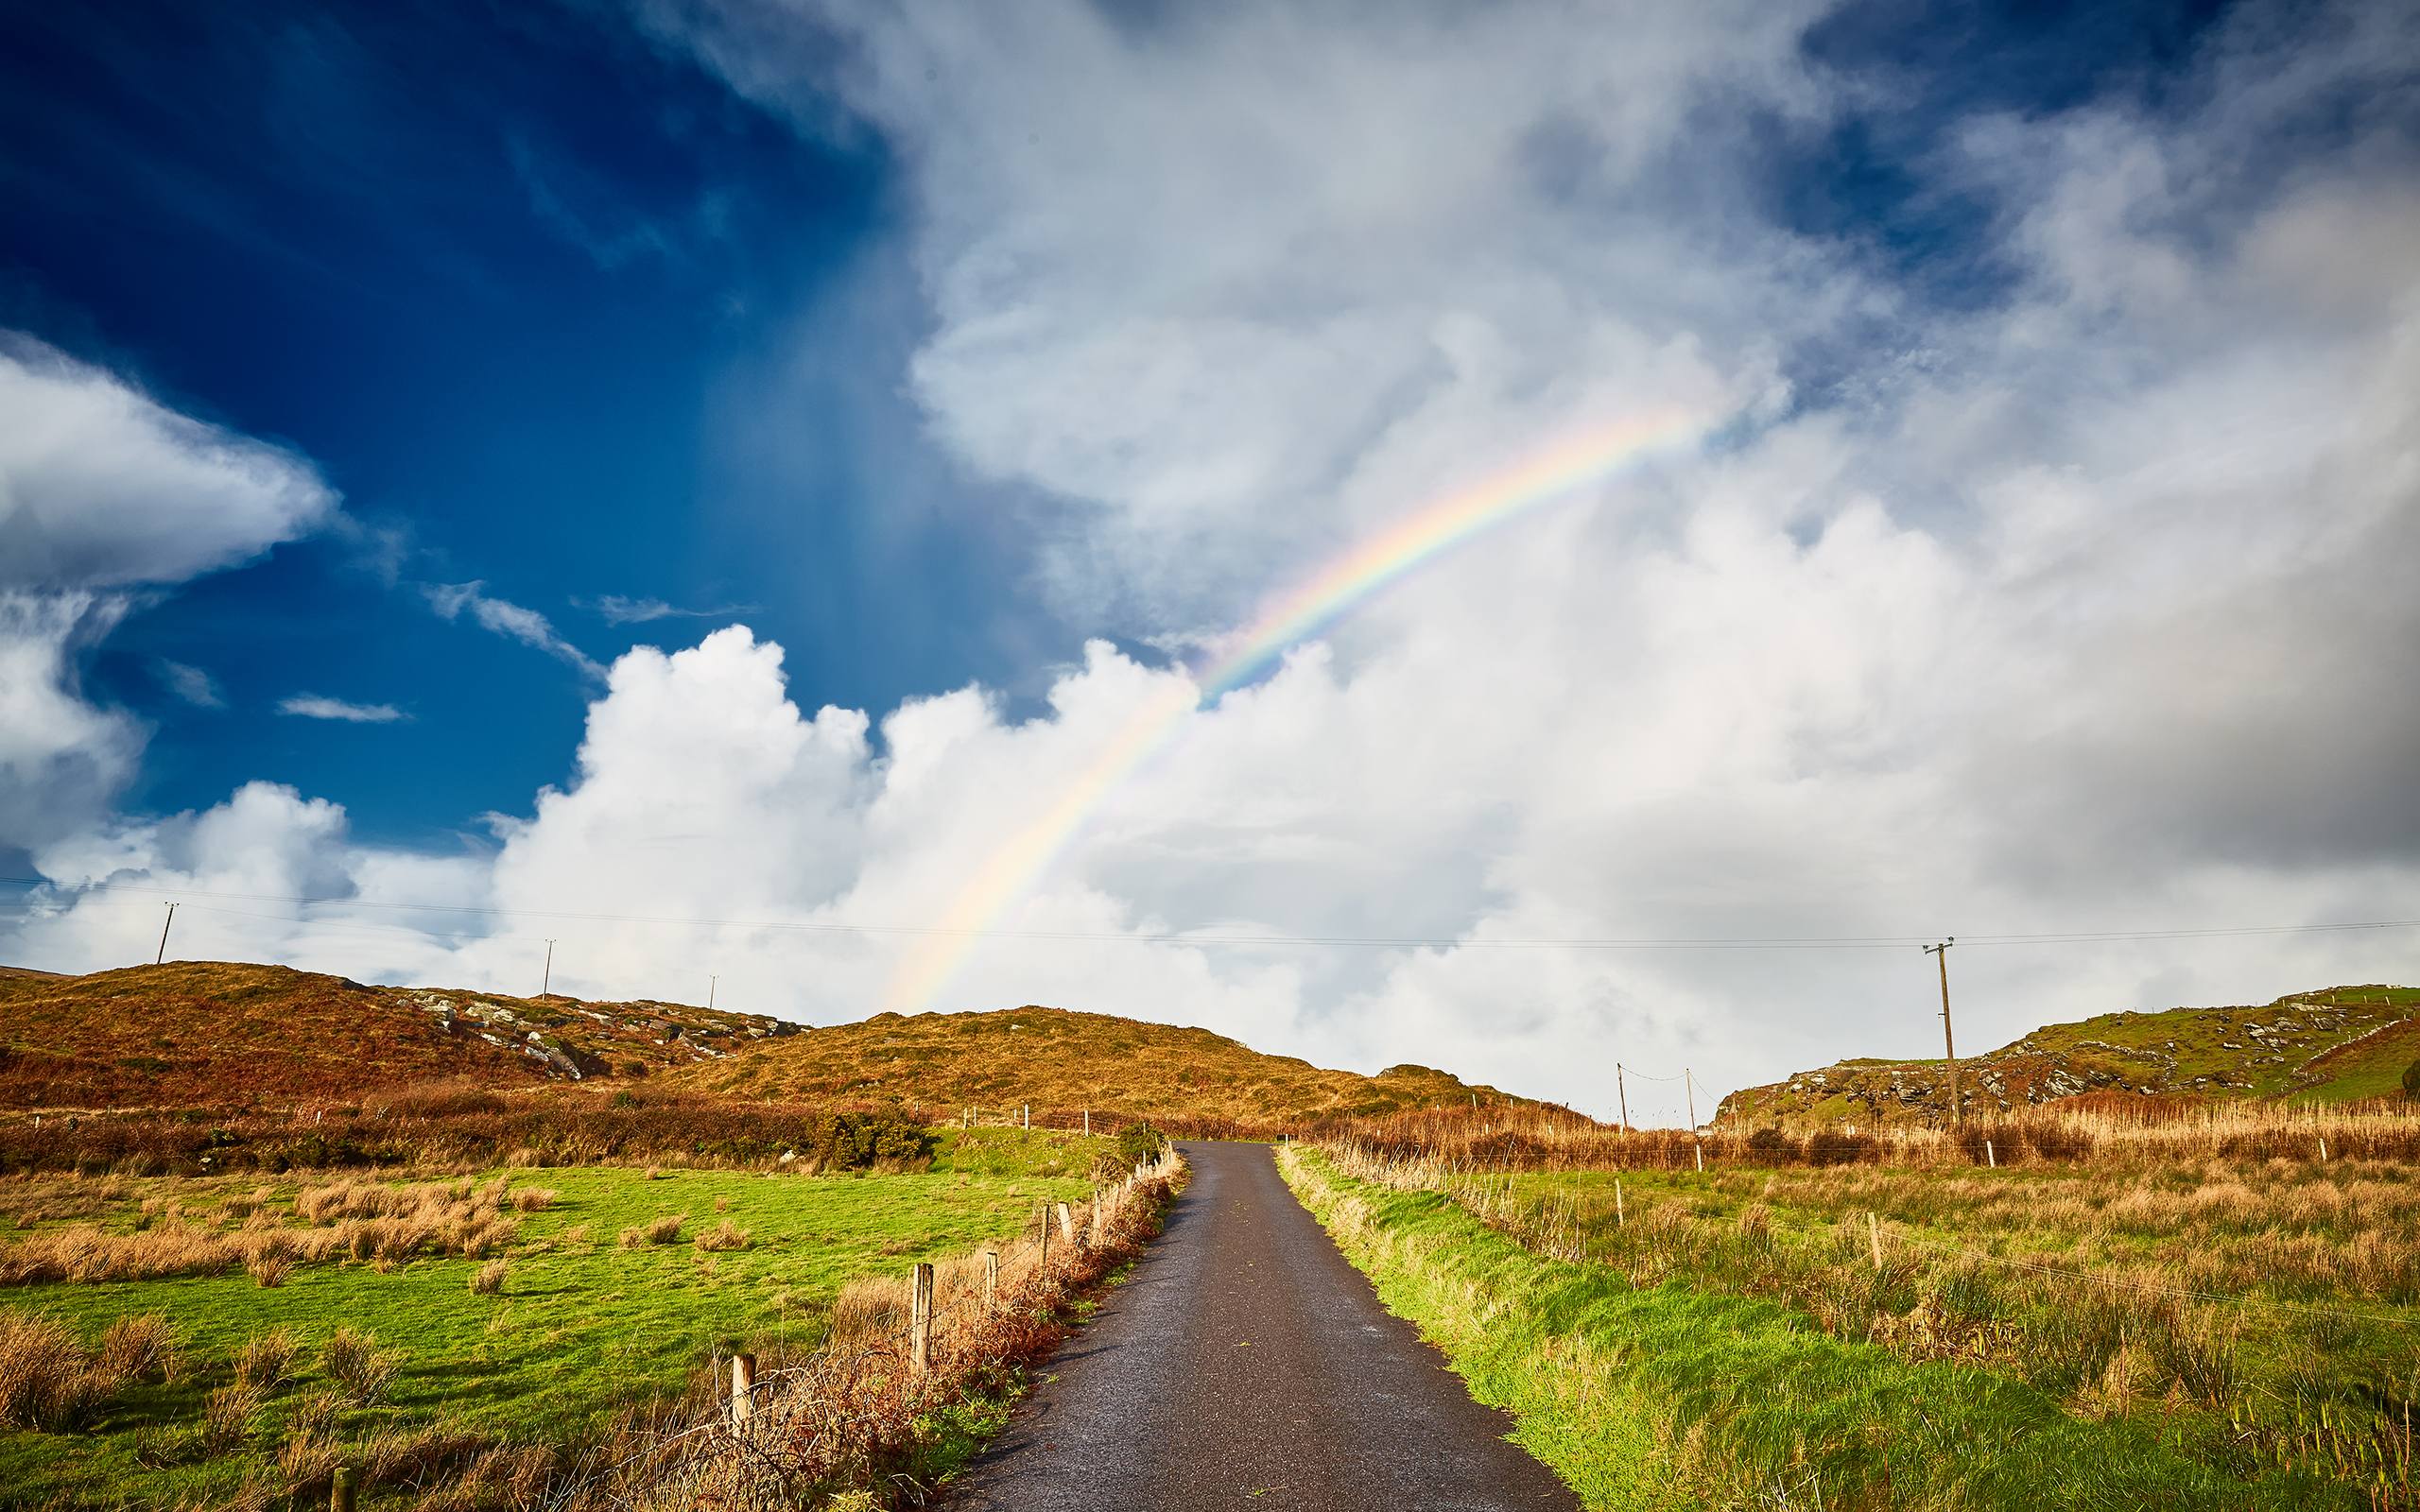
[667,1004,1527,1128]
[0,962,1528,1128]
[1719,983,2418,1127]
[0,961,794,1108]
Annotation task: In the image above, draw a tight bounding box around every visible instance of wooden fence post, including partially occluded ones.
[1054,1202,1076,1246]
[1023,1103,1030,1130]
[2319,1137,2329,1162]
[1694,1143,1704,1174]
[983,1249,999,1313]
[331,1467,357,1512]
[1083,1108,1090,1136]
[1867,1211,1884,1272]
[1615,1179,1625,1227]
[1985,1139,1996,1168]
[910,1263,935,1375]
[1039,1206,1050,1266]
[1089,1194,1102,1246]
[728,1352,756,1429]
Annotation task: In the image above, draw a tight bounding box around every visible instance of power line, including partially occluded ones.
[0,876,2412,954]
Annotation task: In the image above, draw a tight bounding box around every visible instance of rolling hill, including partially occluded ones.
[1719,983,2418,1127]
[0,961,1528,1127]
[0,961,794,1108]
[665,1003,1529,1126]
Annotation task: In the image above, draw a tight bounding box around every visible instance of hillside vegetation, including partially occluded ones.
[1720,984,2417,1128]
[0,962,793,1109]
[669,1004,1526,1129]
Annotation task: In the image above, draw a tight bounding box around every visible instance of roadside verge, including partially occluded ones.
[1277,1144,2332,1512]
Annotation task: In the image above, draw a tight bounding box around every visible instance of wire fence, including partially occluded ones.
[527,1142,1185,1511]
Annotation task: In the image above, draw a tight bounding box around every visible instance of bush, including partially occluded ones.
[1806,1130,1878,1166]
[1745,1126,1802,1163]
[1115,1123,1168,1168]
[800,1111,936,1172]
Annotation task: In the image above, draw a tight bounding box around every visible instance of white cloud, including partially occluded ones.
[7,4,2417,1123]
[583,593,757,625]
[158,661,225,710]
[0,335,334,590]
[277,695,408,724]
[422,580,605,679]
[0,335,336,850]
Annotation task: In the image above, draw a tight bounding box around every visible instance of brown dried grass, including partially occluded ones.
[323,1326,401,1404]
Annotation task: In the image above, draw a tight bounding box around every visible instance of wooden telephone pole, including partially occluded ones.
[541,939,556,999]
[1616,1062,1630,1133]
[154,902,177,965]
[1924,938,1962,1127]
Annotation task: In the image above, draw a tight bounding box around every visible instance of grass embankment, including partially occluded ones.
[1280,1144,2354,1511]
[0,1126,1107,1508]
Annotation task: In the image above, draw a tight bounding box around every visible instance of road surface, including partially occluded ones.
[946,1140,1579,1511]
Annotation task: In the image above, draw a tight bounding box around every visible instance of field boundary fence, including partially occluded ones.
[526,1141,1184,1510]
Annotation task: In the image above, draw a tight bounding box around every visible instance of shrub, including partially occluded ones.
[800,1111,937,1172]
[323,1327,400,1404]
[1745,1126,1802,1163]
[233,1328,301,1389]
[1806,1130,1878,1166]
[1115,1123,1167,1167]
[470,1258,508,1295]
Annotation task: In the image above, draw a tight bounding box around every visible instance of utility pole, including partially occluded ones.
[1685,1068,1697,1132]
[1616,1062,1630,1133]
[154,902,178,965]
[1924,938,1962,1127]
[542,939,556,999]
[708,974,717,1011]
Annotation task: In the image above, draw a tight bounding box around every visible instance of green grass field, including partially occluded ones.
[1282,1145,2366,1511]
[0,1128,1107,1507]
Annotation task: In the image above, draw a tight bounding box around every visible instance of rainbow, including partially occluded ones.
[878,404,1714,1015]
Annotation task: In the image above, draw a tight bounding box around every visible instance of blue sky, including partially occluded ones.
[2,0,2412,1117]
[0,0,2244,846]
[2,0,1066,846]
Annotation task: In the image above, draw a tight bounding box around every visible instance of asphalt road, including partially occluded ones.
[946,1140,1579,1512]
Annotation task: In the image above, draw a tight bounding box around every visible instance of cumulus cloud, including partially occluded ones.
[0,335,334,590]
[422,580,605,679]
[157,661,225,710]
[277,695,408,724]
[7,3,2416,1119]
[0,335,336,850]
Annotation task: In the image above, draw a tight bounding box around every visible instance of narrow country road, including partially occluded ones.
[947,1141,1580,1512]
